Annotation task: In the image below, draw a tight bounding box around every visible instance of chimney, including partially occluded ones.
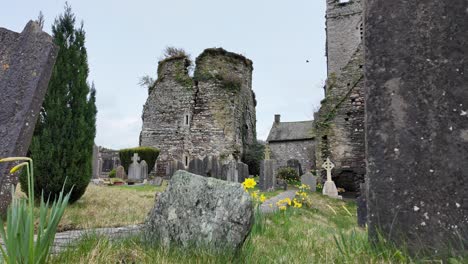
[274,114,281,123]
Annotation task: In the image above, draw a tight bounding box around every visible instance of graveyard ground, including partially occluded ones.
[47,187,467,264]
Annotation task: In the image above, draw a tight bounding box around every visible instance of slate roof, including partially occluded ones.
[267,120,315,142]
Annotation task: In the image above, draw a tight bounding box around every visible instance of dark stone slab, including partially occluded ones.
[259,160,276,191]
[237,162,249,183]
[222,160,238,182]
[204,156,222,179]
[0,21,58,215]
[188,158,205,176]
[365,0,468,252]
[220,163,228,181]
[275,179,287,191]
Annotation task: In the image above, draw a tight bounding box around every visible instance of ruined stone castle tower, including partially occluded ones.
[140,48,257,176]
[314,0,365,193]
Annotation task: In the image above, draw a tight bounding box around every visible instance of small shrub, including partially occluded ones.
[219,72,242,92]
[108,169,116,178]
[194,70,242,93]
[277,167,300,185]
[316,181,323,193]
[119,147,160,174]
[163,46,189,59]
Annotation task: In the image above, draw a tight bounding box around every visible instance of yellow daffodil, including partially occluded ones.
[279,205,287,211]
[284,197,292,206]
[242,178,257,189]
[259,194,266,203]
[9,162,28,173]
[251,191,258,199]
[293,199,302,208]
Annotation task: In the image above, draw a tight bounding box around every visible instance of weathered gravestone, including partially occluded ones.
[259,160,276,191]
[92,144,99,178]
[237,162,249,183]
[203,156,222,178]
[188,158,205,176]
[116,165,127,180]
[365,0,468,252]
[140,160,148,180]
[128,153,142,182]
[301,172,316,192]
[322,158,341,199]
[166,159,185,178]
[0,21,58,215]
[222,160,238,182]
[151,176,163,186]
[144,170,253,251]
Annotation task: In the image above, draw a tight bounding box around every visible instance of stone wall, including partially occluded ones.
[269,140,316,172]
[140,48,256,176]
[140,56,194,175]
[325,0,363,74]
[314,0,365,193]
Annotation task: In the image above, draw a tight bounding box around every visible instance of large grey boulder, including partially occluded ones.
[144,170,254,251]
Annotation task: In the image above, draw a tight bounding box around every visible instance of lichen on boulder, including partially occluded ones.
[144,170,254,251]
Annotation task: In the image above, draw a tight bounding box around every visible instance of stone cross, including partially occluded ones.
[131,153,140,164]
[264,144,271,160]
[322,158,335,182]
[128,153,142,182]
[321,157,341,199]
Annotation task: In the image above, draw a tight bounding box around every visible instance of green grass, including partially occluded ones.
[114,181,168,193]
[49,191,468,263]
[14,182,168,232]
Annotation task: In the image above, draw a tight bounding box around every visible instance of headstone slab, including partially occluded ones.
[116,165,127,180]
[222,160,238,182]
[237,162,249,183]
[259,160,276,191]
[188,158,205,176]
[365,0,468,252]
[92,144,99,178]
[128,153,142,182]
[301,172,316,192]
[203,156,212,177]
[152,177,163,186]
[0,21,58,215]
[140,160,148,180]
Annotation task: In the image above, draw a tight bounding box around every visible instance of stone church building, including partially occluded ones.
[140,48,257,176]
[314,0,365,193]
[266,115,315,173]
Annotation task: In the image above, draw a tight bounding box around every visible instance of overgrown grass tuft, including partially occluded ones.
[51,192,468,263]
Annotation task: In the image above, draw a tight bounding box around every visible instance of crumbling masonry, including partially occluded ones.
[314,0,365,193]
[140,48,257,176]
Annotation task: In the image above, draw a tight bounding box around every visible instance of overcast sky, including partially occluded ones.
[1,0,327,150]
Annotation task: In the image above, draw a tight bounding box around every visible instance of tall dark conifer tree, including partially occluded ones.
[21,4,97,203]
